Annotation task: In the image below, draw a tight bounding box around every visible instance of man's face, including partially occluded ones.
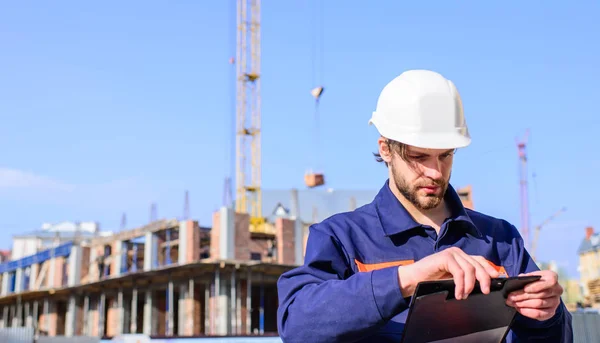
[384,141,455,210]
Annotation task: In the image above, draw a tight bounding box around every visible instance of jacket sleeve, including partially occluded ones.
[276,224,409,343]
[504,223,574,343]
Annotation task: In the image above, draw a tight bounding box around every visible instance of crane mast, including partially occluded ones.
[235,0,269,233]
[517,130,530,250]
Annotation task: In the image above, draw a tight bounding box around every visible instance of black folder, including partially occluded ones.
[400,275,541,343]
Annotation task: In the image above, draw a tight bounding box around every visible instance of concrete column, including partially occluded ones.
[259,273,264,335]
[130,288,137,333]
[144,233,158,271]
[117,289,124,335]
[1,272,9,295]
[230,270,236,334]
[236,276,242,335]
[178,221,188,265]
[25,302,31,327]
[42,299,49,333]
[167,280,174,335]
[112,241,124,276]
[65,295,77,336]
[11,304,17,327]
[143,290,153,335]
[219,207,234,259]
[178,283,186,335]
[32,301,38,330]
[68,245,82,287]
[178,279,196,336]
[29,264,39,291]
[15,268,23,293]
[89,248,98,282]
[246,269,252,334]
[294,219,304,265]
[215,268,230,335]
[204,281,210,335]
[48,254,56,289]
[82,295,89,335]
[2,306,7,328]
[16,298,22,327]
[99,293,106,337]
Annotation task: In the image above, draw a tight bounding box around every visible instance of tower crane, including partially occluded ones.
[517,129,530,250]
[530,207,567,261]
[305,0,326,188]
[234,0,273,234]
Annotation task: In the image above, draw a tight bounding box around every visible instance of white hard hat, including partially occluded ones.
[369,69,471,149]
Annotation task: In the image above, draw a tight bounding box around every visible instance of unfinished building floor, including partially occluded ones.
[0,260,287,339]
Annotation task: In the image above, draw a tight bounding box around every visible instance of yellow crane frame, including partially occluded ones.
[234,0,273,234]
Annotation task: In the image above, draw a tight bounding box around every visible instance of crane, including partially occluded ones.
[305,0,326,188]
[516,129,530,250]
[530,207,567,261]
[234,0,272,234]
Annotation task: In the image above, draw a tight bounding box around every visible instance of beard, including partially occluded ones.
[392,167,449,210]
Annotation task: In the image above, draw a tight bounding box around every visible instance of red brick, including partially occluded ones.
[276,218,295,265]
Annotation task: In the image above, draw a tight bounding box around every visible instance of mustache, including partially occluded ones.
[416,179,446,187]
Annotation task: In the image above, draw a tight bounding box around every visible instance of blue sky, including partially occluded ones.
[0,1,598,278]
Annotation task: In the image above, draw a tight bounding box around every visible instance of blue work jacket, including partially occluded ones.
[277,180,573,342]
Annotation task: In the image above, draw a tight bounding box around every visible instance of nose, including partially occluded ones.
[421,159,443,180]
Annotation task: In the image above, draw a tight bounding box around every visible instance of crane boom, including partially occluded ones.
[235,0,271,234]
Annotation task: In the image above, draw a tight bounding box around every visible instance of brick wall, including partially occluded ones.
[276,218,295,265]
[210,211,221,259]
[183,220,200,263]
[211,209,299,263]
[80,247,90,284]
[248,238,270,261]
[106,297,119,337]
[110,242,121,277]
[47,257,65,288]
[234,213,250,260]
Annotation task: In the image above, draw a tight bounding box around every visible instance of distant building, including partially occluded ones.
[10,221,113,260]
[578,226,600,307]
[456,185,474,210]
[0,251,9,264]
[538,260,583,309]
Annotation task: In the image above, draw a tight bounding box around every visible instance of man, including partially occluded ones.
[276,70,573,342]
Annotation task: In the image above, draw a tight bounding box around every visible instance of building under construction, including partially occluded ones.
[0,186,475,339]
[0,209,301,338]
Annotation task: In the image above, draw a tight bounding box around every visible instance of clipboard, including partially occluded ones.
[400,275,541,343]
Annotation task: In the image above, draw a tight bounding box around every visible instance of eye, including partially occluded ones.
[440,151,454,159]
[409,155,427,161]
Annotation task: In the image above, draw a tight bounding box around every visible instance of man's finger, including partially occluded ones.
[461,255,493,294]
[523,272,558,293]
[471,256,501,278]
[507,287,561,302]
[446,257,465,300]
[507,296,560,309]
[454,253,477,298]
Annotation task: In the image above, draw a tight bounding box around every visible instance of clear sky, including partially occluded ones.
[0,1,598,278]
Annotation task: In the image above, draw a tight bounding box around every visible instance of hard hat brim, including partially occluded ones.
[369,118,471,150]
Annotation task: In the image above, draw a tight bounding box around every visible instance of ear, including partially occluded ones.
[377,137,393,163]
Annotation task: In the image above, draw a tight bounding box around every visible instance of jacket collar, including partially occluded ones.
[374,179,481,237]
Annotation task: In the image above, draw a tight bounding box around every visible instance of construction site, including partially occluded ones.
[1,0,596,342]
[0,184,477,340]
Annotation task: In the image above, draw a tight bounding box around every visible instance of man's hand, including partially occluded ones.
[505,270,563,321]
[398,247,500,299]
